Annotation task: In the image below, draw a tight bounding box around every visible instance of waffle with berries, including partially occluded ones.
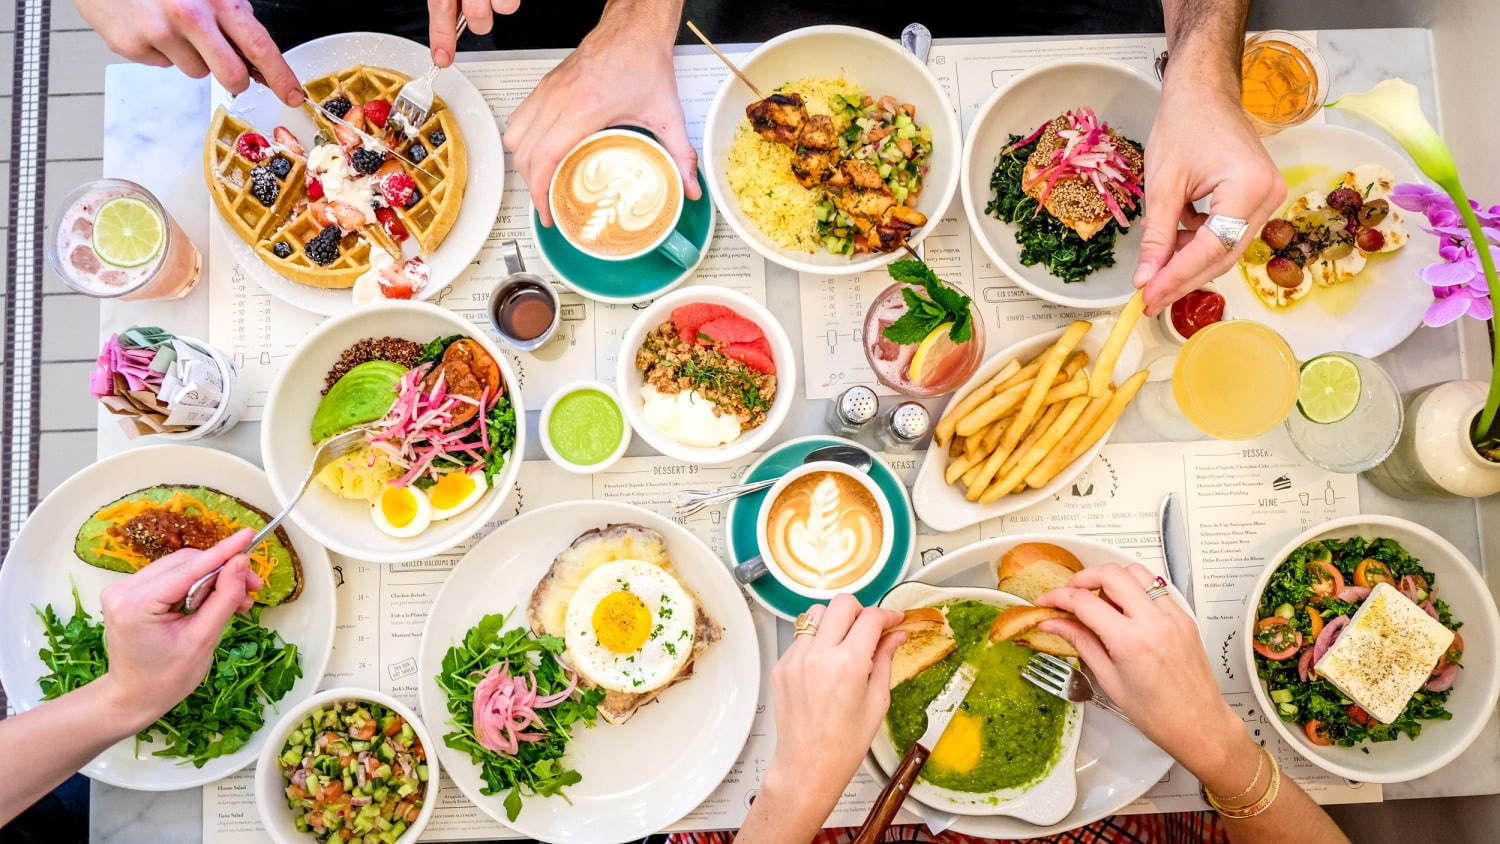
[302,64,468,255]
[204,108,306,247]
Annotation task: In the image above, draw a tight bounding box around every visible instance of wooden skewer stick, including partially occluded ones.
[685,21,765,99]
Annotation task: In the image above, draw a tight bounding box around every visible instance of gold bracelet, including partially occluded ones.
[1204,747,1282,820]
[1207,745,1266,805]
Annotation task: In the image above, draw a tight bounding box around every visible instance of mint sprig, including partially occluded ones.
[880,259,974,345]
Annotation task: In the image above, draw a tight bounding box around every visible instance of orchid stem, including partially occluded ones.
[1440,176,1500,441]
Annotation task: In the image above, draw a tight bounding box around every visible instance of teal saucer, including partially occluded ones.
[531,133,714,304]
[726,436,916,621]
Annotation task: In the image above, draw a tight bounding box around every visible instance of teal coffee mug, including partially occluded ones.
[547,128,701,268]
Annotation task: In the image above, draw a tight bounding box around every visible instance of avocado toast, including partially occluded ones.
[74,484,303,606]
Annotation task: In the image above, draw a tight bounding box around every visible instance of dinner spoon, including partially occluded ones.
[672,444,871,519]
[177,426,372,614]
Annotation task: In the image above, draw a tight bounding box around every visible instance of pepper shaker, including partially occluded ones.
[827,385,879,438]
[877,401,930,452]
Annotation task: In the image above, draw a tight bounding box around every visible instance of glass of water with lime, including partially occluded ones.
[1284,352,1402,473]
[46,179,201,300]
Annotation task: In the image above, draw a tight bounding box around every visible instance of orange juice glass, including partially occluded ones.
[1240,30,1327,136]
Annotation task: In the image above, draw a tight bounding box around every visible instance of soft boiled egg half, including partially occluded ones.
[427,470,488,520]
[563,558,697,693]
[369,471,488,538]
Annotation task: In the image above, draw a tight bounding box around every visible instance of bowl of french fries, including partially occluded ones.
[913,295,1147,532]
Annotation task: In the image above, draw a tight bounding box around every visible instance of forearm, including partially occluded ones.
[1180,721,1346,844]
[0,676,145,825]
[735,759,844,843]
[594,0,684,47]
[1159,0,1249,93]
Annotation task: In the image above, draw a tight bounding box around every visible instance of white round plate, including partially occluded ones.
[911,320,1143,532]
[1213,124,1433,359]
[1244,515,1500,783]
[0,445,335,790]
[702,25,962,276]
[260,300,524,564]
[961,59,1160,309]
[216,31,504,316]
[861,534,1179,839]
[416,501,760,842]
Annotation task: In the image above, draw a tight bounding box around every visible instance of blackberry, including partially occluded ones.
[351,147,384,175]
[427,129,446,146]
[249,166,279,207]
[322,96,352,119]
[268,155,293,179]
[271,241,293,259]
[305,225,342,265]
[407,143,427,164]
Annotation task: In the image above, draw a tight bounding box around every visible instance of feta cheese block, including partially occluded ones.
[1314,581,1455,724]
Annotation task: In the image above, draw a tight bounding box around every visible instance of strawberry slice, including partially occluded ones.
[375,207,409,242]
[380,173,417,208]
[379,268,415,299]
[363,99,391,128]
[722,343,776,375]
[272,126,305,156]
[333,124,361,153]
[344,103,366,131]
[234,132,270,162]
[670,302,736,345]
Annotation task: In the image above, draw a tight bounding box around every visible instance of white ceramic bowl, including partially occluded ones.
[755,460,895,600]
[910,320,1143,532]
[261,300,525,563]
[254,687,440,844]
[872,581,1083,824]
[1244,515,1500,783]
[616,286,795,465]
[703,25,962,276]
[961,59,1160,308]
[538,380,631,474]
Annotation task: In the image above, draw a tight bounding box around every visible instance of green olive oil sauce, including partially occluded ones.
[886,600,1069,793]
[548,389,624,466]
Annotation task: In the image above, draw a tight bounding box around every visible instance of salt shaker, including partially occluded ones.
[826,385,879,437]
[877,401,930,452]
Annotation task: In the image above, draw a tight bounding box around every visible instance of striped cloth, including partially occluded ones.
[668,812,1228,843]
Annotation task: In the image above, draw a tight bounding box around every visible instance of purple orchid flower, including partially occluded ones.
[1395,182,1497,327]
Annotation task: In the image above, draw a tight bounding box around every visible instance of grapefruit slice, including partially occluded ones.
[722,343,775,375]
[698,315,765,346]
[671,303,736,345]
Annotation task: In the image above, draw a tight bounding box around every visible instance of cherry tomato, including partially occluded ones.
[1348,705,1375,727]
[1308,559,1345,602]
[1304,720,1334,746]
[1437,631,1464,673]
[1354,557,1394,589]
[1254,616,1302,660]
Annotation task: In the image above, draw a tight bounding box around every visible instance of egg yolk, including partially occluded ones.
[380,487,420,528]
[928,710,983,774]
[429,471,476,510]
[591,591,652,654]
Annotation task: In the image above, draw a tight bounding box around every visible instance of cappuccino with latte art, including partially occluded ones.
[550,131,682,260]
[759,464,891,596]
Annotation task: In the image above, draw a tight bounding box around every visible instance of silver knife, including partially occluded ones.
[1158,492,1195,611]
[303,85,440,181]
[854,662,976,844]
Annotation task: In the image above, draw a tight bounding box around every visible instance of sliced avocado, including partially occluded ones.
[73,484,304,606]
[311,360,406,443]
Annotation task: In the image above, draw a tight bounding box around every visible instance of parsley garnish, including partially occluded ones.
[880,259,974,346]
[679,360,771,412]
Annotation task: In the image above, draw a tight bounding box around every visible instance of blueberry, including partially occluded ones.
[427,129,446,146]
[272,241,292,259]
[268,155,292,179]
[408,143,427,164]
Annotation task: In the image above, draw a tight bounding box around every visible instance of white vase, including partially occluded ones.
[1364,380,1500,499]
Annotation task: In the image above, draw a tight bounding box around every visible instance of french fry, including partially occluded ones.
[982,394,1094,504]
[998,401,1066,477]
[1041,372,1088,407]
[967,439,1014,500]
[1030,367,1151,487]
[1089,290,1144,398]
[949,435,967,459]
[1000,321,1092,453]
[961,457,988,488]
[1060,350,1088,380]
[935,359,1020,445]
[1026,390,1114,488]
[980,408,1018,450]
[956,376,1038,437]
[997,359,1043,392]
[945,454,976,484]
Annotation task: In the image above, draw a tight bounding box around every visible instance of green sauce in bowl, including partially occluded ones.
[547,388,625,466]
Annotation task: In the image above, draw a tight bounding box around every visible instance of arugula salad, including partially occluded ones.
[35,586,302,766]
[1253,537,1464,748]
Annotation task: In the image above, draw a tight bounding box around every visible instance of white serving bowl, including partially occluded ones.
[254,687,440,844]
[1244,515,1500,783]
[616,286,795,465]
[703,25,962,276]
[961,58,1160,308]
[261,300,525,563]
[538,380,631,474]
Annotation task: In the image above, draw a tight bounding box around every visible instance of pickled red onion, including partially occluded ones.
[471,663,579,756]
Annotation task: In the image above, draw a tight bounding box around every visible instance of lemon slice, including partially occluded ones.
[1297,354,1362,424]
[92,197,165,268]
[908,322,959,385]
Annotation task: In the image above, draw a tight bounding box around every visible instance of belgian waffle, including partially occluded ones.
[204,109,306,246]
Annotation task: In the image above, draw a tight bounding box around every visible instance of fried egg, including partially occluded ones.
[371,484,432,538]
[427,470,487,521]
[563,558,697,694]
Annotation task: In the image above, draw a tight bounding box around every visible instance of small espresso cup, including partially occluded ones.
[488,239,563,352]
[751,461,894,600]
[547,129,700,268]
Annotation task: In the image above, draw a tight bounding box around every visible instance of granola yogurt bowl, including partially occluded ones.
[616,287,796,465]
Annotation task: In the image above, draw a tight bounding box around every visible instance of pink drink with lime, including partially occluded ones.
[48,179,200,299]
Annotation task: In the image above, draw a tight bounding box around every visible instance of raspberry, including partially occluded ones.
[234,132,270,162]
[427,129,446,146]
[363,99,391,128]
[306,178,324,200]
[305,225,342,265]
[249,166,279,207]
[375,207,408,242]
[322,96,352,119]
[381,173,417,208]
[408,143,428,164]
[272,241,292,259]
[268,155,293,179]
[351,147,385,175]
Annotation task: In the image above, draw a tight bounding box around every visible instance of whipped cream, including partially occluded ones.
[351,251,430,306]
[640,385,740,448]
[307,143,375,225]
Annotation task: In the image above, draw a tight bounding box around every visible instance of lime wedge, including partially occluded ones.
[1297,354,1362,424]
[908,322,958,385]
[92,197,164,268]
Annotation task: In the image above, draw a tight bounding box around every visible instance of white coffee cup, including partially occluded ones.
[755,461,894,600]
[547,129,700,267]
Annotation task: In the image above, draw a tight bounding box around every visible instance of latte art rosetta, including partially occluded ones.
[766,472,883,590]
[553,135,681,257]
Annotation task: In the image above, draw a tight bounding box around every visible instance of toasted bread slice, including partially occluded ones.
[997,542,1083,603]
[988,605,1079,658]
[889,608,957,688]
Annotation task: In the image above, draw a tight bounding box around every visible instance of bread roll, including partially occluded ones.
[987,605,1079,658]
[997,542,1083,604]
[889,608,957,688]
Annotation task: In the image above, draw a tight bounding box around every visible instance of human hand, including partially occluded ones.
[502,6,699,226]
[96,529,263,732]
[74,0,303,106]
[1133,81,1283,316]
[426,0,522,68]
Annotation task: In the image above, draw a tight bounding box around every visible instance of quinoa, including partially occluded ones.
[635,320,776,429]
[323,336,424,393]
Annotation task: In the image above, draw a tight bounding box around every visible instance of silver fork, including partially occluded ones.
[177,426,373,614]
[1022,651,1134,725]
[393,14,468,129]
